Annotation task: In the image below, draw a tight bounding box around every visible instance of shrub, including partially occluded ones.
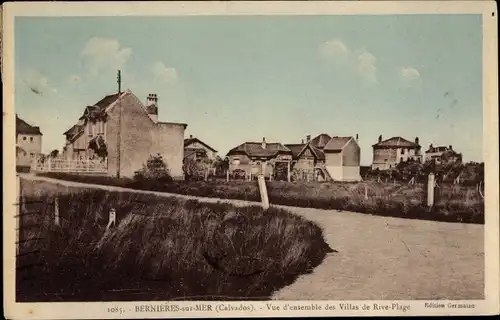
[183,157,205,181]
[134,154,172,183]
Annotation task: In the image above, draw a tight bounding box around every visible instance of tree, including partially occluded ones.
[183,157,205,180]
[214,156,230,177]
[88,135,108,159]
[49,149,59,158]
[134,154,172,183]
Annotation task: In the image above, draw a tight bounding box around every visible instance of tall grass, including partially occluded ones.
[17,180,333,302]
[36,173,484,224]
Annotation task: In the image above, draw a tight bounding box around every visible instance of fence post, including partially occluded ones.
[257,175,270,209]
[16,175,20,255]
[364,185,368,200]
[427,173,435,207]
[54,197,60,226]
[226,169,229,181]
[106,208,116,230]
[478,181,484,199]
[287,161,291,182]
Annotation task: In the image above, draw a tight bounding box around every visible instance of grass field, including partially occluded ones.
[16,179,333,302]
[18,177,484,301]
[36,173,484,224]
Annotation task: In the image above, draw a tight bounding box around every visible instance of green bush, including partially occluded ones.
[133,154,172,183]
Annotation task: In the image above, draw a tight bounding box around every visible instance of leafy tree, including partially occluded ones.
[49,149,59,158]
[134,154,172,183]
[183,157,205,180]
[88,135,108,159]
[214,156,230,177]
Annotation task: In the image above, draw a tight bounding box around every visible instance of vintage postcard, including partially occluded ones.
[2,1,499,318]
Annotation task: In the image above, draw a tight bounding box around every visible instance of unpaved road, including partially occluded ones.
[20,174,484,300]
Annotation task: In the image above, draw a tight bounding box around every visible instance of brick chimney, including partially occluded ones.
[378,134,382,143]
[262,137,266,149]
[306,135,311,143]
[301,138,304,144]
[356,133,359,141]
[145,93,158,123]
[190,134,193,139]
[415,137,419,145]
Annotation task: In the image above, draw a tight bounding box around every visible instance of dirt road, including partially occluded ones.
[20,174,484,300]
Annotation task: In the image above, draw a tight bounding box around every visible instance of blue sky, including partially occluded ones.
[15,15,482,165]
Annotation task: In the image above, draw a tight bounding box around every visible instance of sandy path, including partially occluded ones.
[20,174,484,300]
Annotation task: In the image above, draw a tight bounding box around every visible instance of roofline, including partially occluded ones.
[296,142,322,159]
[372,144,420,148]
[158,121,188,129]
[226,149,292,158]
[323,136,354,151]
[184,137,217,153]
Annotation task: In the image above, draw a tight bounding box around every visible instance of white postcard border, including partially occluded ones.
[2,1,499,319]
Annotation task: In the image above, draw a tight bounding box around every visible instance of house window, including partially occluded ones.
[30,137,34,142]
[232,157,240,165]
[30,153,34,158]
[23,136,27,141]
[97,121,105,134]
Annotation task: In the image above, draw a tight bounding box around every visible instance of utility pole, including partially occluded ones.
[116,70,122,178]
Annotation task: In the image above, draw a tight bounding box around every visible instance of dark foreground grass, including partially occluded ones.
[17,179,334,302]
[36,173,484,224]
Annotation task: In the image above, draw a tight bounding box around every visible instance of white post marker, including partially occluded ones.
[54,197,60,226]
[16,175,20,255]
[364,185,368,200]
[107,208,116,230]
[226,169,229,182]
[287,161,291,182]
[427,173,435,207]
[257,175,270,209]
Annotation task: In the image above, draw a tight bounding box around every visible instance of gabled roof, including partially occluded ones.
[63,124,83,135]
[373,136,419,148]
[309,144,326,160]
[184,137,218,153]
[324,136,353,151]
[227,142,291,158]
[285,143,326,161]
[78,92,122,120]
[16,115,43,135]
[310,133,332,149]
[284,143,306,158]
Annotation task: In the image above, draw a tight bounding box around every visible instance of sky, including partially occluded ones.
[14,14,483,165]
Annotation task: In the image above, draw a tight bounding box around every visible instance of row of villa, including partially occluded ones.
[15,89,463,181]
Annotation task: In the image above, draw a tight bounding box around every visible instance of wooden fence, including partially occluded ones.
[31,158,108,174]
